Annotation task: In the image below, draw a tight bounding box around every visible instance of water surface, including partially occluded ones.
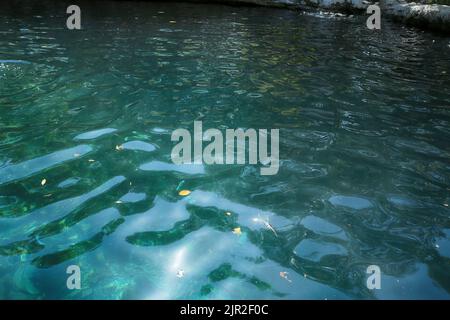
[1,0,450,299]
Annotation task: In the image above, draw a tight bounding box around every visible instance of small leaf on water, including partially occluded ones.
[444,203,448,207]
[116,145,124,151]
[178,190,191,196]
[73,153,81,157]
[225,212,232,216]
[232,227,242,235]
[115,200,123,204]
[88,159,95,162]
[280,271,292,283]
[169,20,176,23]
[41,179,47,186]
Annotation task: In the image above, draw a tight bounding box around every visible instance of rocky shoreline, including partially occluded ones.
[381,0,450,32]
[186,0,450,32]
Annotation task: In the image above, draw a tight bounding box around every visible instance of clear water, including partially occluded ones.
[1,0,450,299]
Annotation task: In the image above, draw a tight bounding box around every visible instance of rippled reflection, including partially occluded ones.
[0,0,450,299]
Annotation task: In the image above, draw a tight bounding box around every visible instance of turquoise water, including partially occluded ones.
[1,0,450,299]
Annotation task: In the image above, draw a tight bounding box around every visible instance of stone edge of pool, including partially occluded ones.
[381,0,450,33]
[170,0,450,33]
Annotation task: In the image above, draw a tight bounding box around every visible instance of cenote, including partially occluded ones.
[0,0,450,300]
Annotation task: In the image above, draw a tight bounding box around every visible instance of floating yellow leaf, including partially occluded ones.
[41,179,47,186]
[178,190,191,196]
[232,227,242,235]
